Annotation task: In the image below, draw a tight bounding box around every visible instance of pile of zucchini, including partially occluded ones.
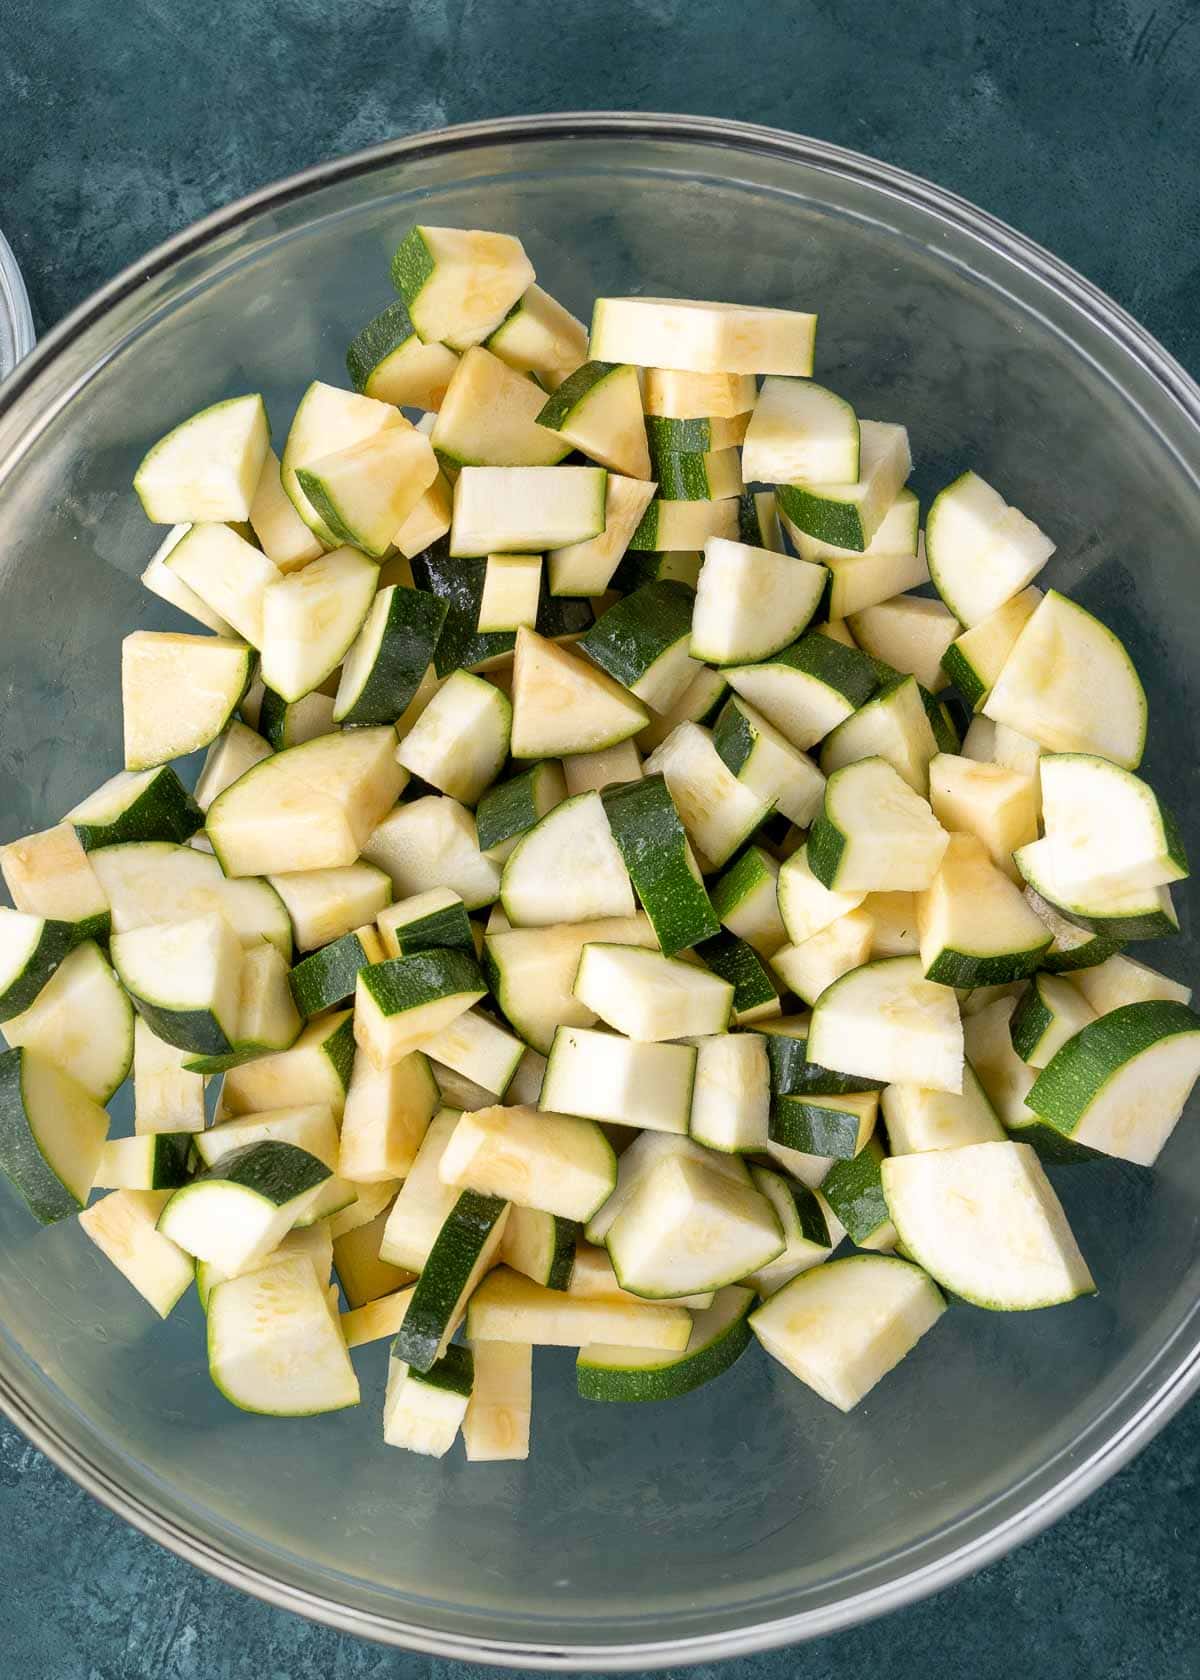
[1,222,1196,1461]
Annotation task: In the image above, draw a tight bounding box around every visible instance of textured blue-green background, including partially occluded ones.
[2,0,1199,1674]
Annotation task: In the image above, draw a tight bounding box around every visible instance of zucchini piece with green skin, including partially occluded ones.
[770,908,876,1008]
[541,1025,697,1134]
[742,379,859,485]
[776,843,866,946]
[451,465,609,556]
[688,1031,770,1152]
[68,766,203,851]
[590,297,816,376]
[196,1102,355,1223]
[941,586,1043,710]
[638,666,729,754]
[338,1050,440,1183]
[574,943,733,1040]
[355,950,487,1069]
[925,470,1055,628]
[121,632,253,771]
[289,926,384,1018]
[745,1168,839,1295]
[134,393,270,525]
[1023,888,1120,975]
[579,580,700,713]
[141,523,237,633]
[421,1007,524,1098]
[928,752,1038,882]
[776,421,911,552]
[583,1131,751,1246]
[248,447,324,572]
[627,496,739,552]
[500,1204,580,1291]
[3,940,134,1103]
[610,548,703,595]
[337,1207,417,1308]
[882,1140,1095,1307]
[548,473,658,597]
[182,939,302,1074]
[1010,972,1096,1068]
[536,360,650,479]
[484,283,589,390]
[1070,952,1191,1014]
[393,1189,510,1372]
[111,913,242,1057]
[0,824,110,945]
[601,773,720,954]
[133,1017,206,1135]
[983,589,1147,770]
[770,1089,877,1159]
[695,931,781,1025]
[158,1139,331,1272]
[692,539,826,667]
[808,955,964,1095]
[346,296,460,408]
[607,1152,785,1298]
[93,1131,193,1192]
[650,446,743,502]
[260,545,379,700]
[882,1064,1005,1153]
[1036,754,1188,896]
[377,888,474,959]
[1014,838,1180,943]
[0,910,80,1022]
[80,1189,195,1318]
[917,832,1052,988]
[391,225,534,352]
[280,381,405,544]
[162,522,282,648]
[220,1008,356,1118]
[645,412,751,454]
[756,1014,885,1097]
[709,846,786,957]
[750,1253,945,1410]
[510,626,647,758]
[270,862,392,953]
[0,1047,109,1222]
[432,346,573,468]
[257,687,335,752]
[577,1285,755,1403]
[396,669,512,806]
[340,1286,415,1349]
[468,1264,692,1349]
[377,1107,462,1271]
[923,688,962,754]
[963,996,1096,1165]
[819,676,938,795]
[483,915,656,1056]
[385,1346,473,1458]
[478,554,542,632]
[1026,1001,1200,1166]
[194,723,272,813]
[738,489,784,552]
[197,1220,335,1315]
[725,632,879,752]
[643,722,774,869]
[501,791,636,927]
[820,1136,895,1249]
[808,758,950,894]
[363,796,501,911]
[209,1254,360,1416]
[333,585,448,728]
[440,1102,616,1220]
[784,489,925,617]
[395,472,454,559]
[567,1240,715,1310]
[847,594,960,695]
[410,544,593,675]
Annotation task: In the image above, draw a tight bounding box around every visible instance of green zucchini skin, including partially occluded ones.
[411,541,593,675]
[346,298,421,391]
[289,932,378,1017]
[392,1188,508,1372]
[578,581,696,693]
[128,998,235,1059]
[476,764,552,856]
[145,1132,195,1190]
[820,1141,890,1246]
[178,1139,331,1207]
[0,918,81,1021]
[576,1290,755,1403]
[763,1031,885,1097]
[923,941,1048,990]
[411,1342,475,1399]
[768,1096,865,1158]
[388,902,475,958]
[535,359,620,429]
[601,774,720,955]
[1026,1000,1200,1137]
[338,587,449,727]
[0,1048,90,1223]
[360,950,487,1020]
[695,932,779,1016]
[73,767,203,851]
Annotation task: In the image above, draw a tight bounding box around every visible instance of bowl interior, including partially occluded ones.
[0,121,1199,1662]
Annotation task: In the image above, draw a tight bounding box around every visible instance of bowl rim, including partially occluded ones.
[0,225,35,378]
[1,110,1199,1668]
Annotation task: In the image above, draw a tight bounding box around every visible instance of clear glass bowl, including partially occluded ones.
[0,226,35,378]
[1,114,1199,1668]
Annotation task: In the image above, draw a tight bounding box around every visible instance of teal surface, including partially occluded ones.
[1,0,1199,1673]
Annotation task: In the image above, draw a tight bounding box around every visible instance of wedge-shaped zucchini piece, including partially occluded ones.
[578,1284,755,1403]
[197,1103,355,1224]
[463,1340,533,1461]
[135,394,270,524]
[574,943,733,1041]
[393,1189,510,1372]
[809,758,949,893]
[510,626,648,758]
[384,1346,473,1457]
[3,940,133,1103]
[607,1152,784,1298]
[68,766,202,856]
[1009,972,1095,1069]
[500,1204,580,1290]
[140,522,235,632]
[111,912,242,1057]
[377,887,473,959]
[848,593,959,695]
[93,1132,193,1192]
[751,1253,945,1410]
[590,297,816,375]
[725,632,879,752]
[269,861,391,951]
[346,295,460,407]
[0,910,81,1023]
[485,283,588,389]
[500,792,635,927]
[258,688,336,752]
[337,1050,439,1184]
[785,489,925,617]
[710,846,786,958]
[335,1205,415,1308]
[91,841,290,956]
[247,447,324,571]
[769,1086,877,1159]
[394,470,454,559]
[548,473,658,596]
[637,665,729,753]
[220,1009,356,1118]
[183,941,302,1074]
[820,1135,897,1248]
[756,1013,885,1098]
[745,1169,839,1295]
[377,1107,462,1270]
[643,722,773,869]
[776,843,866,946]
[133,1017,205,1135]
[882,1064,1005,1153]
[340,1285,415,1349]
[439,1103,615,1221]
[0,1047,108,1222]
[396,670,511,805]
[697,930,781,1024]
[0,824,110,943]
[642,367,756,418]
[941,585,1042,710]
[584,1130,750,1245]
[566,1240,715,1309]
[1037,754,1187,896]
[712,696,825,828]
[776,421,911,551]
[983,590,1146,769]
[1014,838,1179,943]
[159,1139,330,1272]
[627,496,739,552]
[468,1264,692,1349]
[450,465,608,556]
[686,1032,770,1153]
[742,378,858,484]
[691,538,826,666]
[917,832,1052,988]
[209,726,405,877]
[420,1007,524,1099]
[542,1025,696,1134]
[259,546,378,701]
[1070,952,1191,1014]
[771,908,875,1007]
[483,914,655,1055]
[410,544,593,675]
[963,997,1096,1165]
[364,797,500,910]
[926,471,1055,627]
[927,752,1038,881]
[121,632,251,771]
[194,723,272,814]
[355,950,487,1069]
[209,1253,359,1415]
[600,773,720,953]
[537,359,649,479]
[288,926,382,1018]
[820,676,938,795]
[650,445,743,502]
[1023,889,1119,975]
[333,585,448,727]
[162,522,282,647]
[280,381,406,542]
[808,955,964,1093]
[80,1189,194,1317]
[392,225,534,351]
[432,346,572,467]
[579,580,699,713]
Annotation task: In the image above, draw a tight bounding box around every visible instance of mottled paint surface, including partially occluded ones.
[1,0,1199,1673]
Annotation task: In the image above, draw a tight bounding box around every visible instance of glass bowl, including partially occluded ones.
[0,226,35,378]
[1,114,1199,1668]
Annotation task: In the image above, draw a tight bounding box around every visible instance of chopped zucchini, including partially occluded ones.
[1015,838,1180,944]
[776,421,911,551]
[542,1025,696,1134]
[579,580,699,713]
[0,1047,109,1223]
[606,1152,784,1298]
[248,448,325,572]
[111,912,242,1057]
[601,773,720,953]
[563,739,643,797]
[574,943,733,1040]
[627,496,739,552]
[744,1169,839,1295]
[500,1203,580,1290]
[725,632,879,751]
[688,1032,770,1153]
[260,546,378,701]
[81,1189,195,1317]
[692,538,826,666]
[577,1284,755,1403]
[391,225,534,351]
[384,1347,473,1458]
[467,1265,691,1350]
[280,381,406,544]
[0,823,111,944]
[742,378,859,484]
[917,832,1052,987]
[501,792,635,927]
[270,861,392,951]
[537,360,650,479]
[346,296,460,408]
[808,757,950,893]
[392,1189,510,1372]
[420,1007,524,1098]
[332,585,448,727]
[257,687,336,752]
[645,412,751,453]
[1036,753,1187,896]
[510,626,648,758]
[354,950,487,1069]
[770,907,876,1006]
[483,914,655,1055]
[925,470,1054,627]
[0,910,81,1023]
[194,723,273,813]
[807,955,964,1094]
[396,669,511,805]
[440,1103,616,1221]
[785,490,925,618]
[134,394,270,525]
[450,465,608,555]
[650,445,743,501]
[220,1009,356,1119]
[121,631,252,770]
[1070,952,1192,1014]
[364,796,501,911]
[881,1063,1005,1153]
[377,887,474,959]
[590,297,816,375]
[927,752,1038,881]
[478,554,542,632]
[484,283,589,389]
[464,1340,533,1461]
[209,1254,359,1415]
[642,368,757,419]
[847,593,959,694]
[643,722,773,868]
[289,926,383,1018]
[93,1131,193,1192]
[159,1139,331,1272]
[1022,888,1119,975]
[696,930,781,1024]
[377,1107,464,1270]
[941,586,1043,710]
[3,939,134,1103]
[431,346,572,467]
[776,843,866,946]
[709,846,786,957]
[162,522,283,648]
[547,473,658,596]
[133,1017,206,1135]
[819,676,938,795]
